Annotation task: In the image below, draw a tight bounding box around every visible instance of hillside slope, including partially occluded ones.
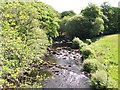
[89,34,118,87]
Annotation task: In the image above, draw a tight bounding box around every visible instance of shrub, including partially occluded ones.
[72,37,82,49]
[71,37,86,49]
[82,59,100,73]
[90,67,117,88]
[90,70,108,89]
[85,39,92,45]
[81,47,95,59]
[0,2,52,88]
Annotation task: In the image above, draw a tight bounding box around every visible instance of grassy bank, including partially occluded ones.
[89,34,118,87]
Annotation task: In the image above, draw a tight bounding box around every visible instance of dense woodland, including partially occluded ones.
[0,1,119,89]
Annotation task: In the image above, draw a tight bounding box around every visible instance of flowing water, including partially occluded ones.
[42,47,91,88]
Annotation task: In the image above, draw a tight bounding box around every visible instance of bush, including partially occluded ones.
[81,47,95,59]
[82,59,100,73]
[0,2,52,88]
[72,37,82,49]
[90,69,117,89]
[71,37,86,49]
[90,70,108,89]
[85,39,92,45]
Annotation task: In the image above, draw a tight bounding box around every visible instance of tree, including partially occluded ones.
[65,13,105,39]
[101,2,120,34]
[0,2,49,65]
[61,10,76,18]
[81,3,105,21]
[65,15,90,39]
[32,2,60,42]
[91,17,104,37]
[81,3,106,37]
[0,2,50,88]
[58,16,70,36]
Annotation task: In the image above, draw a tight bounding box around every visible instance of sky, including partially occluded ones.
[40,0,120,14]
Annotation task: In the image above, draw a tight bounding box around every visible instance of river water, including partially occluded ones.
[42,47,91,88]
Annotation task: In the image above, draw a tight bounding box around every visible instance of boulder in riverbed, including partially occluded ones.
[52,51,57,54]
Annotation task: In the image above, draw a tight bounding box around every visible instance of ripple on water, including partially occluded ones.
[42,48,90,88]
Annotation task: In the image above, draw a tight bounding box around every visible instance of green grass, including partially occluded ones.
[89,34,118,87]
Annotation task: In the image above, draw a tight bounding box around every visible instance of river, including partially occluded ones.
[42,47,91,88]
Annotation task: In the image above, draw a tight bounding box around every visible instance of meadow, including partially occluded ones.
[89,34,118,87]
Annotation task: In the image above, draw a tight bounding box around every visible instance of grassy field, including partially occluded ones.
[89,34,118,87]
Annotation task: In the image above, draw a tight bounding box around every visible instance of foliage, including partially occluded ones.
[61,10,76,18]
[90,69,117,89]
[0,2,49,64]
[72,37,81,49]
[81,3,106,38]
[89,34,118,88]
[64,12,105,39]
[90,70,108,89]
[0,2,53,88]
[71,37,86,49]
[0,60,51,88]
[84,39,92,45]
[0,1,119,88]
[59,3,119,40]
[31,2,60,41]
[91,17,104,37]
[58,16,70,36]
[101,2,120,34]
[65,15,90,39]
[82,59,101,73]
[81,3,106,21]
[81,47,95,59]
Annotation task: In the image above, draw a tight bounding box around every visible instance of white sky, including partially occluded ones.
[40,0,119,14]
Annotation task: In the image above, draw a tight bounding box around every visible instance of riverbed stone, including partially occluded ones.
[42,47,91,88]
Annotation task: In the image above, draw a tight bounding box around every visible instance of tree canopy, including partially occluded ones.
[65,15,90,39]
[64,4,105,39]
[81,3,106,21]
[61,10,76,18]
[32,2,60,41]
[0,1,59,87]
[58,16,70,36]
[101,2,120,34]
